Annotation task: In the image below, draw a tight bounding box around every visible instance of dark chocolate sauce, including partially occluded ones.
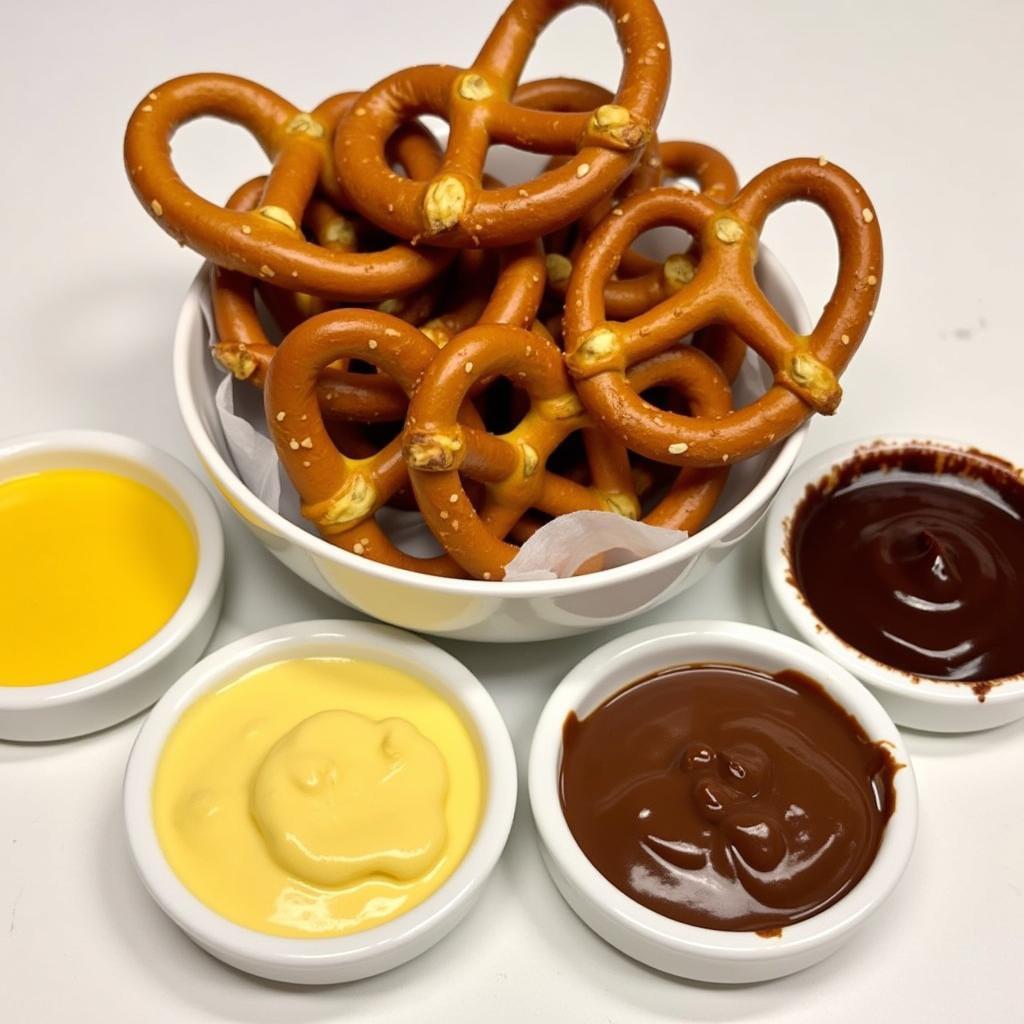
[560,664,897,933]
[790,445,1024,697]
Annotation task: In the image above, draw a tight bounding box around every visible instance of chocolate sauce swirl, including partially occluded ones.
[560,664,896,933]
[790,445,1024,693]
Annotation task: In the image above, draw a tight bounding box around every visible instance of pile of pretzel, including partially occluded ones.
[124,0,882,582]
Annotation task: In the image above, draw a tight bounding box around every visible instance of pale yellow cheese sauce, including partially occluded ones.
[0,468,197,687]
[153,657,484,938]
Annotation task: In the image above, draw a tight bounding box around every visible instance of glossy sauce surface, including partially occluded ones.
[154,657,483,938]
[0,468,197,686]
[560,664,896,932]
[790,446,1024,692]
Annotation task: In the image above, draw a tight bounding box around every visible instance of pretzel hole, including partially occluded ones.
[517,7,624,111]
[387,115,450,180]
[345,358,378,375]
[546,432,589,480]
[662,172,703,194]
[638,383,695,419]
[326,420,403,458]
[376,506,448,558]
[757,204,838,333]
[628,226,696,266]
[630,453,682,516]
[173,119,268,207]
[483,146,549,189]
[476,378,532,435]
[252,291,287,344]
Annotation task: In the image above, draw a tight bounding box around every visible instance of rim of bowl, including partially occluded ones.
[0,429,224,710]
[528,619,918,961]
[123,619,518,972]
[173,247,810,597]
[763,434,1024,706]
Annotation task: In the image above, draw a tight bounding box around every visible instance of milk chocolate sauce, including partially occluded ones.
[790,445,1024,697]
[560,664,897,933]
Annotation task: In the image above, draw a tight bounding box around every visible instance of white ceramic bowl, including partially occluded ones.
[0,430,224,741]
[123,619,517,984]
[174,249,811,642]
[529,620,917,984]
[763,436,1024,733]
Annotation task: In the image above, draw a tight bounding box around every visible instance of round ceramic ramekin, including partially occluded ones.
[529,620,917,984]
[174,247,810,642]
[0,430,224,741]
[123,619,518,984]
[763,435,1024,733]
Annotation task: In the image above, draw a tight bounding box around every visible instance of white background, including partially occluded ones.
[3,1,1023,1021]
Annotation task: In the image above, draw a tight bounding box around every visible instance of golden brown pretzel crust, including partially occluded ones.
[124,75,454,299]
[210,179,409,423]
[398,319,736,579]
[265,310,484,576]
[123,5,886,583]
[564,157,883,467]
[547,136,741,320]
[335,0,670,248]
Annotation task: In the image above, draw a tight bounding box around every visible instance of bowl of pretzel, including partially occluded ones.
[129,0,882,642]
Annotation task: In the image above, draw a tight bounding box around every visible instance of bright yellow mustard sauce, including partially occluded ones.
[0,468,197,687]
[153,657,484,938]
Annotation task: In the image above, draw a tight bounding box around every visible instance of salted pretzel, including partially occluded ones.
[211,177,408,422]
[335,0,670,248]
[265,310,549,576]
[125,76,453,298]
[600,347,734,531]
[549,139,740,319]
[212,263,409,423]
[514,76,663,262]
[564,157,883,467]
[401,324,629,579]
[400,318,736,579]
[263,229,550,567]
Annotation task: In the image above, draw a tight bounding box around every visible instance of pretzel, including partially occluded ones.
[400,318,736,579]
[549,139,740,319]
[265,310,555,576]
[124,75,454,298]
[514,76,663,262]
[564,157,883,467]
[415,251,490,346]
[335,0,670,248]
[627,348,733,528]
[401,324,627,579]
[211,178,408,423]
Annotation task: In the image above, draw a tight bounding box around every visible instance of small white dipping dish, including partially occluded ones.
[0,430,224,742]
[123,619,517,984]
[529,620,917,984]
[763,436,1024,733]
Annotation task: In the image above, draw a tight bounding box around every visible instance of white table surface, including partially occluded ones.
[3,1,1023,1020]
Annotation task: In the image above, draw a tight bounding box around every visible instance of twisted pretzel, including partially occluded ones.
[402,324,625,579]
[210,177,407,423]
[549,139,740,319]
[564,158,882,467]
[515,76,663,263]
[400,321,733,579]
[605,347,733,531]
[265,310,503,576]
[125,75,453,298]
[262,231,548,572]
[335,0,670,248]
